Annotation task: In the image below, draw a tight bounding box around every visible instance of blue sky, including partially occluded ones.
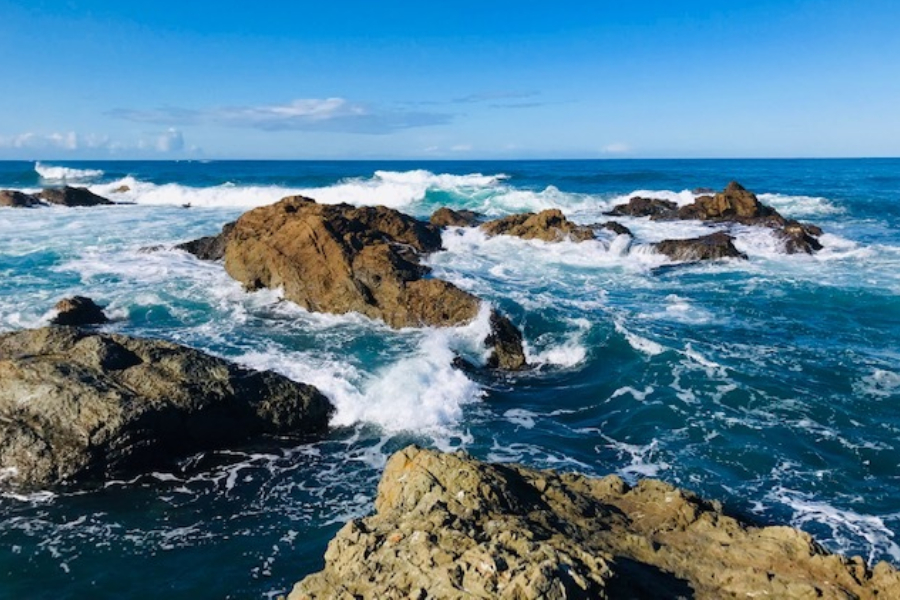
[0,0,898,159]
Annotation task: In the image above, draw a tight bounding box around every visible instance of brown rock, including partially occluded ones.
[37,186,113,207]
[289,445,900,600]
[0,327,333,490]
[677,181,779,222]
[655,232,748,262]
[481,209,594,242]
[0,190,43,208]
[779,220,825,254]
[50,296,109,326]
[605,196,678,219]
[430,207,483,228]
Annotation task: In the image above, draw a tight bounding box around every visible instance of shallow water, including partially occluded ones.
[1,159,899,598]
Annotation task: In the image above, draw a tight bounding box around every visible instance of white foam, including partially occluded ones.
[504,409,538,429]
[600,435,670,479]
[854,369,900,399]
[35,162,104,182]
[758,193,843,218]
[614,320,666,356]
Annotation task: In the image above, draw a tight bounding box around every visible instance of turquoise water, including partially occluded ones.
[1,159,899,598]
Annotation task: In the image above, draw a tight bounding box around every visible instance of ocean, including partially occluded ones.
[1,158,898,598]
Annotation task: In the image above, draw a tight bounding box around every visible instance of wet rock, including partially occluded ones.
[655,232,747,262]
[50,296,109,326]
[779,220,825,254]
[605,196,679,219]
[677,181,779,222]
[289,445,900,600]
[176,222,236,260]
[481,209,594,242]
[593,221,633,237]
[37,186,113,207]
[112,185,130,193]
[484,311,527,370]
[430,207,484,228]
[0,327,333,490]
[189,196,526,370]
[0,190,43,208]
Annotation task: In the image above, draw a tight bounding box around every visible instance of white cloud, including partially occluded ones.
[155,128,184,152]
[0,129,193,156]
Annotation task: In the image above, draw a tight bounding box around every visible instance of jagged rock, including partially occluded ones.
[289,445,900,600]
[112,185,130,193]
[176,222,236,260]
[779,220,825,254]
[605,196,678,219]
[481,209,594,242]
[593,221,633,237]
[655,232,747,262]
[484,310,527,370]
[0,190,43,208]
[677,181,779,222]
[50,296,109,326]
[430,207,483,228]
[37,186,113,207]
[0,327,333,490]
[185,196,526,370]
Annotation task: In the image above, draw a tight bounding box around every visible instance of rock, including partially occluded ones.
[484,310,527,370]
[50,296,109,326]
[430,207,483,228]
[0,327,333,490]
[186,196,526,370]
[0,190,43,208]
[594,221,633,237]
[655,232,747,262]
[604,196,679,219]
[480,209,594,242]
[289,445,900,600]
[176,222,236,260]
[37,186,113,207]
[779,220,824,254]
[676,181,779,223]
[112,185,130,193]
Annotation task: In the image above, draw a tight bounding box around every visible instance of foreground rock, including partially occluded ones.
[182,196,527,370]
[655,232,747,262]
[481,209,594,242]
[290,445,900,600]
[0,190,43,208]
[50,296,109,326]
[0,327,332,490]
[37,186,113,207]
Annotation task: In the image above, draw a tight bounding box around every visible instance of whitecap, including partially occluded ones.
[35,162,104,182]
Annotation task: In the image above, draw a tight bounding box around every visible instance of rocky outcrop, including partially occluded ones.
[289,445,900,600]
[0,327,333,490]
[50,296,109,326]
[176,221,236,260]
[655,232,747,262]
[184,196,527,370]
[430,207,484,228]
[37,186,113,207]
[0,190,43,208]
[594,221,633,237]
[605,196,678,219]
[481,209,594,242]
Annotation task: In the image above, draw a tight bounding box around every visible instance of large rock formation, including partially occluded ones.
[289,445,900,600]
[655,232,747,262]
[50,296,109,326]
[182,196,527,370]
[0,327,333,490]
[37,186,113,207]
[481,209,594,242]
[0,190,43,208]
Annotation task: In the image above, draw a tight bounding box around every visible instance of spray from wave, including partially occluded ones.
[35,162,104,182]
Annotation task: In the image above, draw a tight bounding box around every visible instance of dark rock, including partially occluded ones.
[676,181,779,223]
[289,445,900,600]
[594,221,633,237]
[430,207,483,228]
[0,327,333,490]
[484,310,527,371]
[481,209,594,242]
[655,232,748,261]
[177,222,236,261]
[37,186,113,207]
[50,296,109,326]
[0,190,43,208]
[605,196,679,219]
[779,220,824,254]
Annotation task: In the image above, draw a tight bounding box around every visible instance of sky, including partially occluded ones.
[0,0,898,159]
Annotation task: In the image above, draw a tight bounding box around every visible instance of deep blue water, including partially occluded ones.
[1,159,899,598]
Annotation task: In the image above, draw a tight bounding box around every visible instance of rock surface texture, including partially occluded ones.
[481,209,594,242]
[184,196,527,370]
[290,445,900,600]
[37,186,113,207]
[50,296,109,326]
[430,207,484,228]
[655,232,748,262]
[0,190,43,208]
[0,327,333,490]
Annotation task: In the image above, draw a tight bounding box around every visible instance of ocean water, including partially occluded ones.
[1,158,899,598]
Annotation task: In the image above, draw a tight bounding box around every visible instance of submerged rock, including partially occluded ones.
[655,232,747,262]
[50,296,109,326]
[184,196,527,370]
[430,207,484,228]
[289,445,900,600]
[0,190,43,208]
[37,186,113,207]
[481,209,594,242]
[594,221,634,237]
[0,327,333,490]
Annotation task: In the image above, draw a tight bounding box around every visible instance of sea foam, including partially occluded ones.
[35,162,104,182]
